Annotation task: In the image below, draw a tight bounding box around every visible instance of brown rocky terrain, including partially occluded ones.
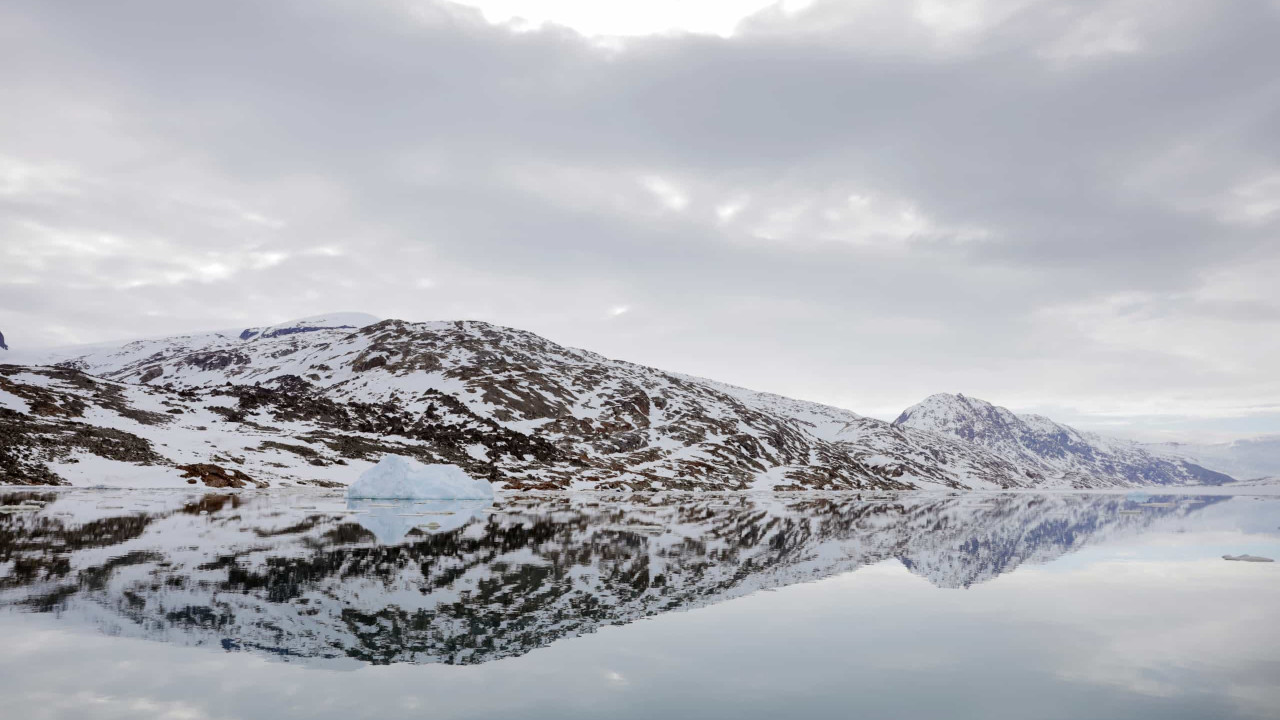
[0,315,1230,490]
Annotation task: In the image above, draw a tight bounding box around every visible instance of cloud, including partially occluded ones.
[0,0,1277,439]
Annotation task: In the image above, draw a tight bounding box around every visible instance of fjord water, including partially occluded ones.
[1,490,1277,720]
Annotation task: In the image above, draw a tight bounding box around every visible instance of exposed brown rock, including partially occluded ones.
[297,478,345,488]
[177,463,268,489]
[184,351,250,373]
[352,355,387,372]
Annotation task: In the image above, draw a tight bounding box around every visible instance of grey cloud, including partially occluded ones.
[1,0,1278,437]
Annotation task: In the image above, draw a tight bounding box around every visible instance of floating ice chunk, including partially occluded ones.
[346,455,494,500]
[1223,554,1274,562]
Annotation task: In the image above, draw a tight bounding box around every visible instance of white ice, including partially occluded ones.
[346,455,494,500]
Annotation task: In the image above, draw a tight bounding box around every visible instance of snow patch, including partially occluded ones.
[750,466,793,491]
[49,454,187,488]
[0,388,30,414]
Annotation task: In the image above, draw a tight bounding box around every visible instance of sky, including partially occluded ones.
[2,0,1278,442]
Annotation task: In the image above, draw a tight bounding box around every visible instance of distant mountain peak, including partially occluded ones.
[893,392,1007,428]
[237,312,381,341]
[894,392,1234,486]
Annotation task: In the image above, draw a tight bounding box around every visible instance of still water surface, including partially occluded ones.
[1,489,1277,719]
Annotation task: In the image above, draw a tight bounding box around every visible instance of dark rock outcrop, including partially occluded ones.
[177,463,267,488]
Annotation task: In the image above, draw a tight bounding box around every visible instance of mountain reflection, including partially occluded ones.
[0,490,1222,666]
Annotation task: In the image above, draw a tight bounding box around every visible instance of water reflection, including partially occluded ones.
[347,498,494,544]
[0,490,1245,666]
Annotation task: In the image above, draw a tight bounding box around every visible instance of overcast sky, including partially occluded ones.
[2,0,1278,441]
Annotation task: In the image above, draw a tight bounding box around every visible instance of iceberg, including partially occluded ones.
[346,455,494,500]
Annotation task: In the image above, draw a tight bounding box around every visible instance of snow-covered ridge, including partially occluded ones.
[893,393,1234,487]
[0,316,1033,490]
[236,311,380,341]
[0,314,1236,490]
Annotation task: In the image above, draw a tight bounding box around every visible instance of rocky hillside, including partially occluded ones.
[0,314,1233,490]
[2,315,1041,491]
[893,393,1233,487]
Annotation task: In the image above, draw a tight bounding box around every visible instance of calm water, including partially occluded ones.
[1,489,1278,720]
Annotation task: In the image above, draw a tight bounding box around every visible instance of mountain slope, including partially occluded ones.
[893,393,1233,486]
[4,317,1044,490]
[2,314,1230,491]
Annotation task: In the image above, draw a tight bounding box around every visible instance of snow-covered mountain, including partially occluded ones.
[893,393,1233,487]
[0,314,1234,490]
[2,315,1043,491]
[0,489,1222,666]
